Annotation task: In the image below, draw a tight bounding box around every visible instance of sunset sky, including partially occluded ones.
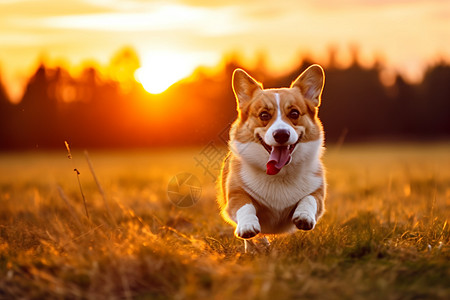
[0,0,449,100]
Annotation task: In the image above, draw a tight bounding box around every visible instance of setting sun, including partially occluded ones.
[134,51,202,94]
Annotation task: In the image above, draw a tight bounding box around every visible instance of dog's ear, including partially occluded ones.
[232,68,262,108]
[291,64,325,107]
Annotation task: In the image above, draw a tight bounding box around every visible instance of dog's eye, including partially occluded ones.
[259,111,271,121]
[289,109,300,119]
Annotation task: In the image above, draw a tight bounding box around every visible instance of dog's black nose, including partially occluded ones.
[273,129,290,144]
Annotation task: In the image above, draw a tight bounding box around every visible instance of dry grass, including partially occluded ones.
[0,144,449,299]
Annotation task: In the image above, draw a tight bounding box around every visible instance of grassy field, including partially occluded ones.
[0,143,449,299]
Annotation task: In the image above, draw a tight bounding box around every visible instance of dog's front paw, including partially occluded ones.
[292,213,316,231]
[235,222,261,239]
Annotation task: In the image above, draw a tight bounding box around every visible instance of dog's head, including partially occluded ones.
[230,64,325,175]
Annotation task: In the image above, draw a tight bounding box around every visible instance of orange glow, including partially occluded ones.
[0,0,449,100]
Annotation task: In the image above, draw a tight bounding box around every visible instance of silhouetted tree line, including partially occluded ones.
[0,49,449,150]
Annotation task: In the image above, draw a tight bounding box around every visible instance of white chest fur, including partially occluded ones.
[235,139,324,211]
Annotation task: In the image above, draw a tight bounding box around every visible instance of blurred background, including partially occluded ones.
[0,0,449,150]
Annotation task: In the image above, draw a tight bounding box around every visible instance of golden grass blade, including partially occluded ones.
[84,150,116,225]
[56,185,82,228]
[64,141,89,219]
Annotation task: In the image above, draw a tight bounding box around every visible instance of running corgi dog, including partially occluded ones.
[218,65,326,240]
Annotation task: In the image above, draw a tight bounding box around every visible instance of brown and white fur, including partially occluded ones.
[218,65,326,245]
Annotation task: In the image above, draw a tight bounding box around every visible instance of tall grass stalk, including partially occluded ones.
[56,185,82,228]
[64,141,89,219]
[84,150,116,225]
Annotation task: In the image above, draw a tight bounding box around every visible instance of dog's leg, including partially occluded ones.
[258,236,270,247]
[292,195,317,231]
[244,236,270,254]
[293,181,325,231]
[234,203,261,239]
[244,239,250,253]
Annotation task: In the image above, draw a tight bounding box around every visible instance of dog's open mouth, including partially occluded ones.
[257,134,299,175]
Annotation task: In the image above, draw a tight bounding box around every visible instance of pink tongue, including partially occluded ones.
[266,146,291,175]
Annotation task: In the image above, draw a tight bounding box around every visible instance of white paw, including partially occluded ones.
[292,212,316,231]
[235,204,260,239]
[293,195,317,231]
[235,221,261,239]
